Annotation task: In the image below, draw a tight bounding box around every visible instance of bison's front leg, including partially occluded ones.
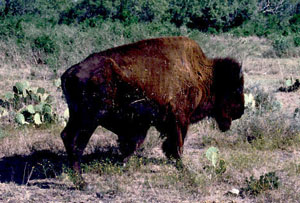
[161,120,188,160]
[61,111,97,189]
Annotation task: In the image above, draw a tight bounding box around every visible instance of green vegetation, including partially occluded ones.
[248,86,282,114]
[242,172,279,196]
[278,78,300,92]
[0,0,299,72]
[229,87,300,149]
[0,81,56,126]
[205,146,226,175]
[82,159,124,176]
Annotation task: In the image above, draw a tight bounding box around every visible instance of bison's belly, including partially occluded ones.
[94,82,163,131]
[95,98,161,135]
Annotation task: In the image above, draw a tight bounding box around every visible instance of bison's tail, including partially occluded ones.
[61,65,79,105]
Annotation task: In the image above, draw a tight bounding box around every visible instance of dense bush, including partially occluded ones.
[169,0,257,32]
[49,0,300,35]
[33,34,59,54]
[1,0,299,35]
[272,36,295,57]
[59,0,170,25]
[0,0,299,67]
[242,172,279,196]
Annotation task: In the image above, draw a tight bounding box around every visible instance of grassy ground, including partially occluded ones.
[0,34,299,202]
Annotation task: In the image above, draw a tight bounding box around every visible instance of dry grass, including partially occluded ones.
[0,35,300,202]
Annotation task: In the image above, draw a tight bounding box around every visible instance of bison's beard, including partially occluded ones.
[215,117,232,132]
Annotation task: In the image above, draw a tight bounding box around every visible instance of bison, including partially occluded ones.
[61,36,244,186]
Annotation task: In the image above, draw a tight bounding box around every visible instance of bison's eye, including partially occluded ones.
[232,87,243,95]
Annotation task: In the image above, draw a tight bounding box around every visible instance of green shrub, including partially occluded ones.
[168,0,256,32]
[294,35,300,47]
[59,0,169,25]
[242,172,279,196]
[83,159,123,176]
[1,0,299,38]
[0,16,27,43]
[33,34,59,54]
[290,14,300,33]
[245,86,281,114]
[231,16,278,37]
[0,128,9,140]
[229,86,300,146]
[272,36,294,57]
[1,0,299,72]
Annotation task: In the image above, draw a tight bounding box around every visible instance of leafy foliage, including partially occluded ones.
[58,0,170,25]
[1,0,299,37]
[169,0,257,32]
[272,36,295,57]
[0,0,299,74]
[33,34,59,54]
[0,0,300,75]
[278,78,300,92]
[244,86,282,114]
[242,172,279,196]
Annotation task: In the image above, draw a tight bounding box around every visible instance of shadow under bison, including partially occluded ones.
[0,149,168,188]
[0,149,120,187]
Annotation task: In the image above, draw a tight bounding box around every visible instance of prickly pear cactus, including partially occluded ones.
[205,146,226,175]
[278,78,300,92]
[206,146,219,167]
[244,93,256,109]
[0,81,57,126]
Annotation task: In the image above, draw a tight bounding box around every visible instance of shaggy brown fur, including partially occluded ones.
[61,36,244,185]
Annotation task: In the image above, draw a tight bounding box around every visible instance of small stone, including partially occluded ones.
[229,188,240,195]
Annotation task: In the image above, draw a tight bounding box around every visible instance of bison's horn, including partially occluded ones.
[239,66,243,79]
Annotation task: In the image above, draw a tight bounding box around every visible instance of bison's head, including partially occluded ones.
[213,58,244,132]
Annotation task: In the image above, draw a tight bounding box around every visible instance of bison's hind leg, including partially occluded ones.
[61,110,98,189]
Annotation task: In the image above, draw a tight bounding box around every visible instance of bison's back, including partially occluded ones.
[62,37,214,125]
[98,37,212,107]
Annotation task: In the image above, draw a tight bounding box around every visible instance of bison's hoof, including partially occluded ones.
[75,180,88,190]
[71,175,88,190]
